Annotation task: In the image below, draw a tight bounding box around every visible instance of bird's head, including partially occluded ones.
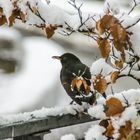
[52,53,81,66]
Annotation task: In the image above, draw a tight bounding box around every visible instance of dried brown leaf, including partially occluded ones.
[97,38,111,59]
[110,24,126,42]
[9,9,20,26]
[100,119,114,138]
[111,71,120,83]
[105,97,124,117]
[115,60,124,69]
[118,121,132,140]
[106,121,114,138]
[0,15,7,26]
[96,15,119,35]
[0,7,3,16]
[93,74,108,94]
[71,78,90,95]
[20,11,26,22]
[45,25,57,39]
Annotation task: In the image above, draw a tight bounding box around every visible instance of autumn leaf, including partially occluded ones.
[96,15,119,35]
[99,119,109,128]
[9,9,20,26]
[97,38,111,59]
[111,71,120,83]
[71,78,83,91]
[115,59,124,69]
[0,7,7,26]
[93,74,108,94]
[118,121,132,140]
[0,7,3,16]
[110,24,127,55]
[71,78,90,94]
[0,15,7,26]
[45,25,57,39]
[105,97,124,117]
[110,24,126,42]
[105,121,114,138]
[99,119,114,138]
[19,11,26,23]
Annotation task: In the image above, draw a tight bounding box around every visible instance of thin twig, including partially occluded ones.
[122,93,129,107]
[128,57,139,75]
[128,0,137,15]
[126,18,140,29]
[27,2,46,23]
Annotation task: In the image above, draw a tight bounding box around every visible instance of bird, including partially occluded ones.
[52,53,95,105]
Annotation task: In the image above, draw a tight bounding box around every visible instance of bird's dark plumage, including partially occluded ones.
[52,53,95,105]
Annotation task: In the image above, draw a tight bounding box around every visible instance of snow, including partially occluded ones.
[0,27,21,41]
[116,89,140,105]
[120,106,137,124]
[88,104,106,119]
[0,88,139,135]
[122,15,140,57]
[0,0,13,19]
[86,89,140,124]
[104,0,120,14]
[0,1,140,139]
[136,0,140,4]
[45,121,97,140]
[0,101,90,125]
[0,36,64,114]
[90,58,115,77]
[61,134,76,140]
[0,105,77,125]
[85,125,107,140]
[110,105,138,139]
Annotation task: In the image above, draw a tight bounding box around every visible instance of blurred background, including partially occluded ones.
[0,0,139,115]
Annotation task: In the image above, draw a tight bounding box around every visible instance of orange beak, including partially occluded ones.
[52,56,62,60]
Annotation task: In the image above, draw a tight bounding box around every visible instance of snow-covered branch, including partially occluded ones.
[0,1,140,139]
[0,0,98,38]
[0,0,140,40]
[0,89,140,140]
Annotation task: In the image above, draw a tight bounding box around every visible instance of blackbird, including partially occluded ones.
[52,53,95,105]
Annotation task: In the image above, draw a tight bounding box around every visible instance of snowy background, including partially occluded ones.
[0,0,140,140]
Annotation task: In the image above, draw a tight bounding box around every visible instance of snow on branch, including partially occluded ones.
[0,89,140,140]
[0,0,140,39]
[0,1,140,139]
[0,0,97,38]
[0,103,87,125]
[86,89,140,140]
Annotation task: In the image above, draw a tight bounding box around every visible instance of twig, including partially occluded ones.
[126,17,140,29]
[68,0,83,25]
[128,0,137,15]
[128,56,139,75]
[110,86,114,95]
[122,93,129,107]
[29,23,45,28]
[27,2,46,23]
